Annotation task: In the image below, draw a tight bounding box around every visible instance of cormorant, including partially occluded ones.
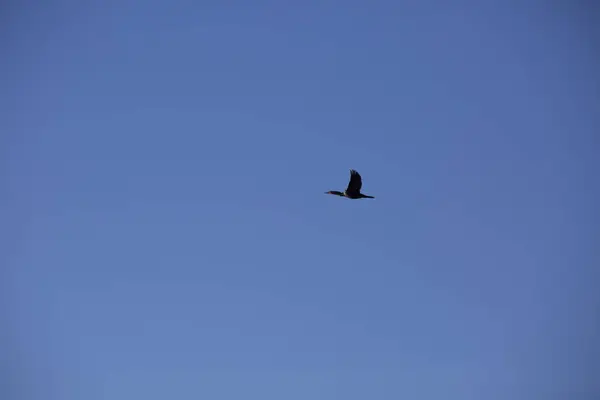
[325,169,375,199]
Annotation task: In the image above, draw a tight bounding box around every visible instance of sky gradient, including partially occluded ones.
[2,2,599,399]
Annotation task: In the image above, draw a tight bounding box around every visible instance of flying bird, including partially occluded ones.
[325,169,375,199]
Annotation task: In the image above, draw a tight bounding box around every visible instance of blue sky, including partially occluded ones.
[2,2,598,399]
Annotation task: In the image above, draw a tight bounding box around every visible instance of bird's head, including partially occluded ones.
[325,191,344,196]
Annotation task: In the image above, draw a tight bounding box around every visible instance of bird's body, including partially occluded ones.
[326,169,375,199]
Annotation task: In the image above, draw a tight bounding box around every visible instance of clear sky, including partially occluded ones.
[2,2,599,399]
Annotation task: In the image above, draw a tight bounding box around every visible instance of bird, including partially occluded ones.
[325,169,375,199]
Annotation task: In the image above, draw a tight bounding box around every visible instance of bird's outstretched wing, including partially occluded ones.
[346,169,362,194]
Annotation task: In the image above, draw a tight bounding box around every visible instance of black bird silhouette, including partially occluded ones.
[325,169,375,199]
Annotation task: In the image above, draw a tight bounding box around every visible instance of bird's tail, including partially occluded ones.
[362,195,375,199]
